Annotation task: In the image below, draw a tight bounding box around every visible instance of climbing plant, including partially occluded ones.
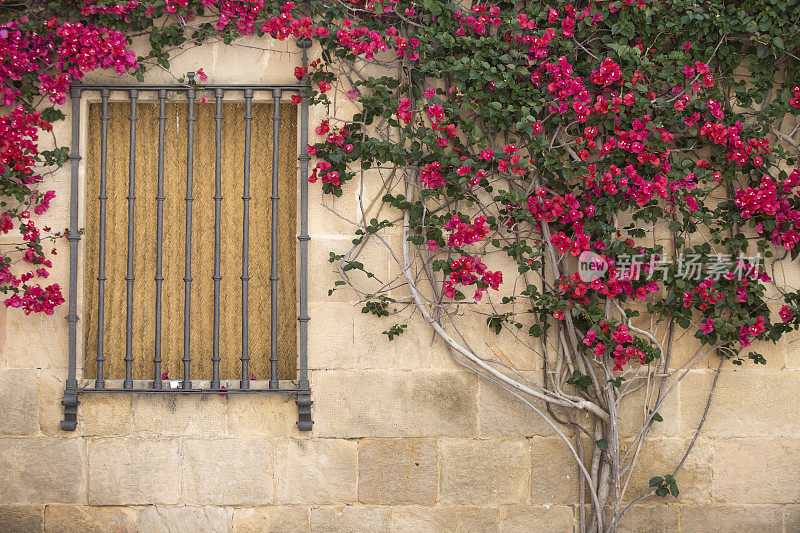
[3,0,800,530]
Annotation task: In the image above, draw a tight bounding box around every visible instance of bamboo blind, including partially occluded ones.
[84,101,298,381]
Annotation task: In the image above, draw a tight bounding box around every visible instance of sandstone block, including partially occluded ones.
[44,505,137,533]
[354,309,430,370]
[312,370,478,438]
[356,168,408,226]
[714,439,800,503]
[390,505,499,532]
[478,374,556,438]
[668,332,710,370]
[137,505,232,533]
[440,438,530,505]
[308,180,359,236]
[79,394,131,436]
[616,376,680,439]
[0,438,84,504]
[616,504,678,532]
[309,506,391,533]
[37,371,68,437]
[680,370,800,438]
[357,438,437,505]
[621,437,713,504]
[427,305,541,372]
[785,505,800,533]
[786,334,800,369]
[308,238,389,303]
[183,438,273,505]
[88,437,180,505]
[308,302,356,370]
[530,437,580,505]
[680,504,783,532]
[0,369,39,435]
[232,506,309,533]
[498,505,574,532]
[132,394,226,436]
[3,309,67,369]
[227,393,300,437]
[274,438,357,504]
[0,505,43,533]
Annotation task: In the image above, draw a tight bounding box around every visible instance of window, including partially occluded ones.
[83,100,297,383]
[61,45,313,432]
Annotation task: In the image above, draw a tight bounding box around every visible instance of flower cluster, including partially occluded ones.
[397,97,412,124]
[739,316,766,348]
[55,22,138,84]
[0,18,137,107]
[454,5,502,36]
[443,255,502,302]
[698,121,771,168]
[0,106,52,181]
[682,278,724,311]
[445,215,489,247]
[260,2,329,39]
[309,161,339,185]
[418,161,446,188]
[80,0,141,16]
[735,172,800,251]
[334,19,418,60]
[583,322,646,370]
[590,57,622,87]
[556,268,659,304]
[791,86,800,108]
[527,189,590,224]
[4,283,64,315]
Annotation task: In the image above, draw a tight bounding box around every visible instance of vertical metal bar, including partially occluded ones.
[269,88,282,390]
[61,83,82,431]
[296,39,313,430]
[153,89,167,390]
[211,88,224,390]
[95,89,109,390]
[240,89,253,390]
[123,89,138,390]
[183,74,196,390]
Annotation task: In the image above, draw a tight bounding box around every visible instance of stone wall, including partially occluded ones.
[0,37,799,533]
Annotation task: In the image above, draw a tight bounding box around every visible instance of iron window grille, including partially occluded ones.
[61,40,313,432]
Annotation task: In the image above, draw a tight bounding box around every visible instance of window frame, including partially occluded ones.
[61,40,313,432]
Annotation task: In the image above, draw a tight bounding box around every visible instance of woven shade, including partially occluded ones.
[83,101,298,381]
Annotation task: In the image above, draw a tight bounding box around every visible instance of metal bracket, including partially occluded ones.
[61,388,80,431]
[296,391,313,431]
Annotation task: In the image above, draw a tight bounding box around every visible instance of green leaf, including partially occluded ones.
[649,476,664,488]
[652,412,663,422]
[596,438,608,451]
[41,108,65,123]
